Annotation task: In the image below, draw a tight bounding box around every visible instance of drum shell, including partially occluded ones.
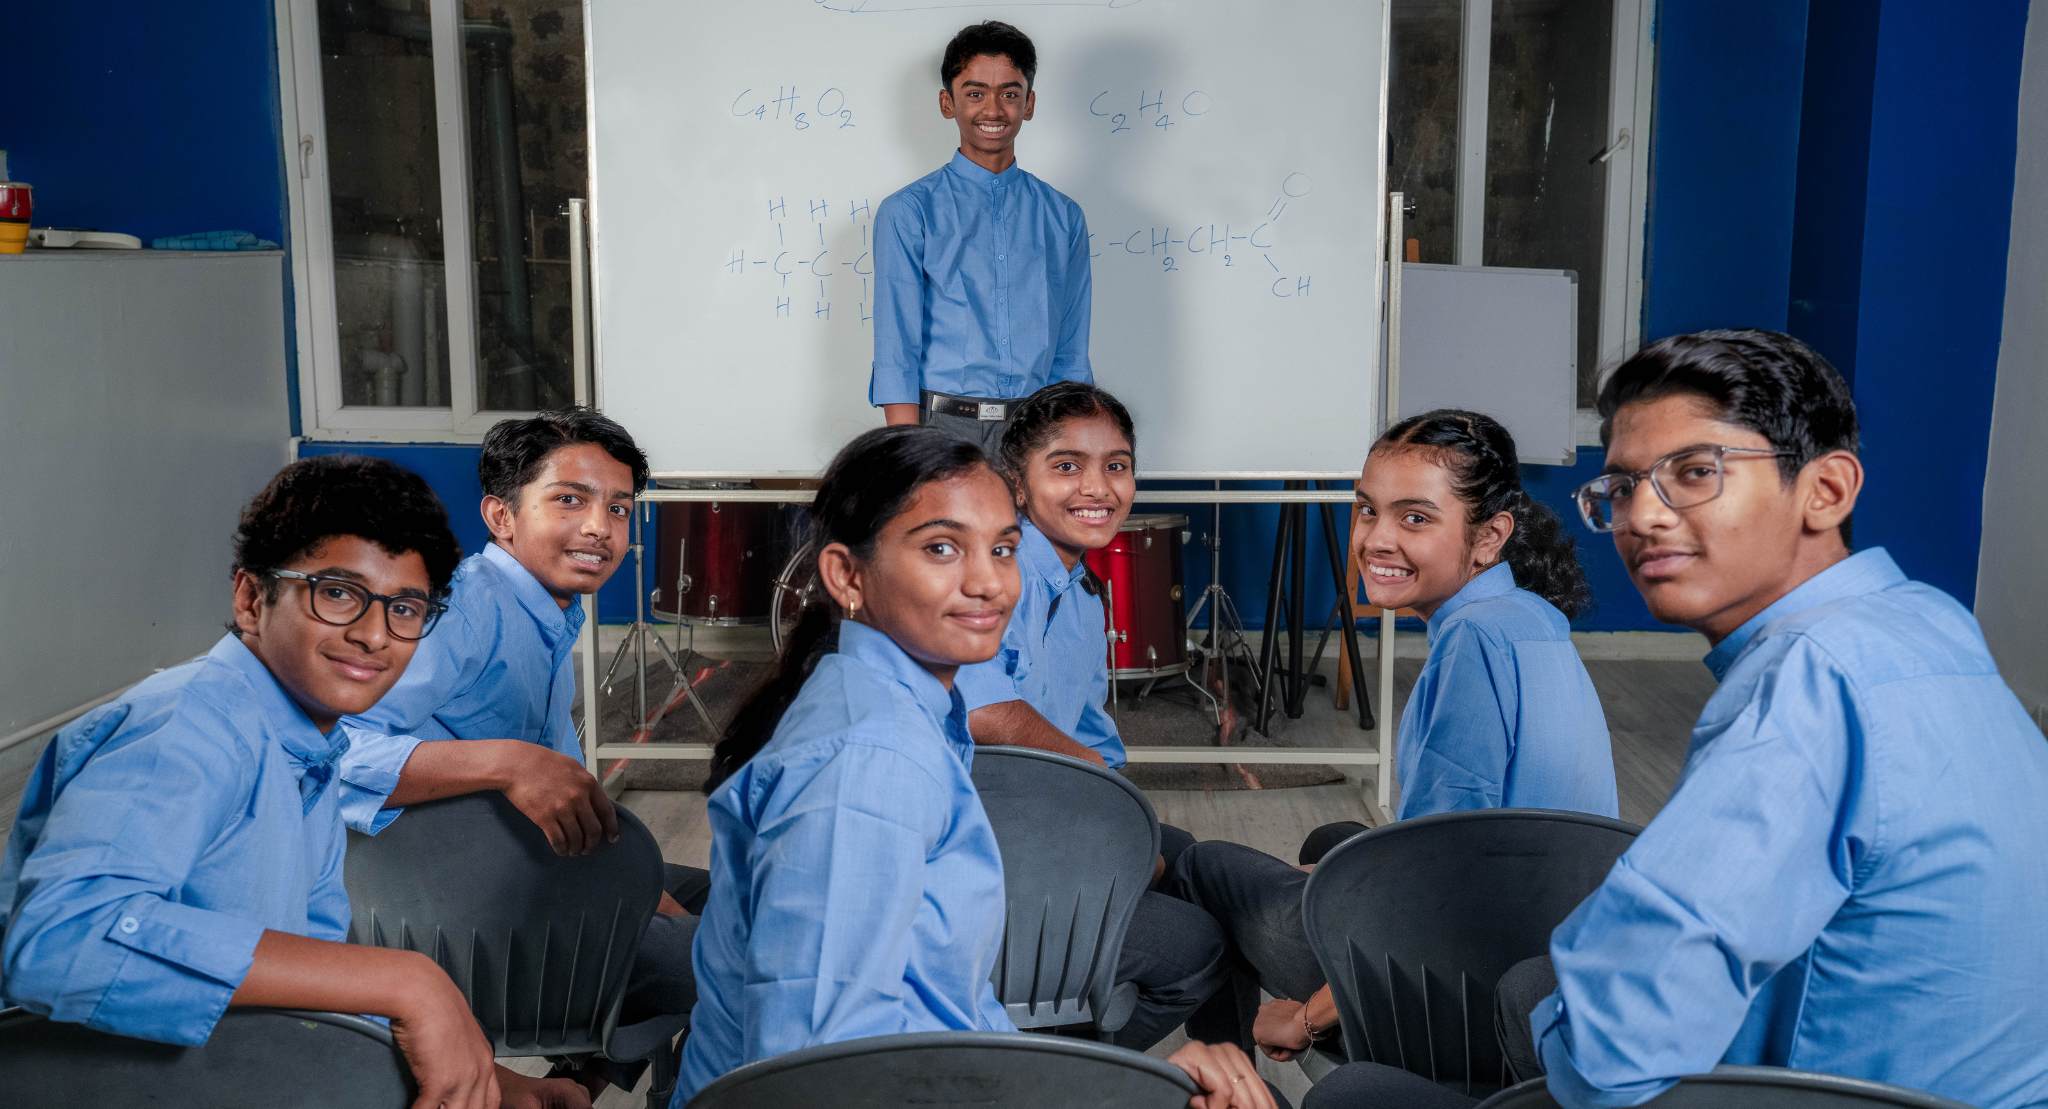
[1084,514,1189,678]
[651,496,786,625]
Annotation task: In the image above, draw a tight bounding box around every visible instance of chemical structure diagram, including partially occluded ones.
[716,171,1313,322]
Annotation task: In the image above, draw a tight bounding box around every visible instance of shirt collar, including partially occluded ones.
[481,541,584,643]
[836,619,969,741]
[1018,518,1088,595]
[1426,562,1518,642]
[206,634,348,772]
[946,149,1021,188]
[1703,548,1906,681]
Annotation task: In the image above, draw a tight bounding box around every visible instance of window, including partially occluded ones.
[278,0,585,439]
[1388,0,1652,416]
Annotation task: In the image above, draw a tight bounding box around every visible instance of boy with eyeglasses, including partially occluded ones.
[334,406,703,1100]
[1504,331,2047,1108]
[0,455,592,1107]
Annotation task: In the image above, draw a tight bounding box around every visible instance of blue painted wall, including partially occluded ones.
[8,4,288,244]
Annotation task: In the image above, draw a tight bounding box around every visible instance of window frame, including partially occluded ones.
[275,0,538,442]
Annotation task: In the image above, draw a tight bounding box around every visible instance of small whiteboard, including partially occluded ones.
[587,0,1390,476]
[1396,263,1579,465]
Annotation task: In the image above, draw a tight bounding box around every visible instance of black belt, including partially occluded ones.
[923,391,1010,421]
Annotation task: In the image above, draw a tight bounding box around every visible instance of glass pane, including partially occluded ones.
[462,0,583,411]
[319,0,453,409]
[1486,0,1613,404]
[1388,0,1463,265]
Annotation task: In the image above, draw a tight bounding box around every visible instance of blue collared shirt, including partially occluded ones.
[1395,563,1617,821]
[337,542,585,833]
[0,636,351,1046]
[955,519,1125,767]
[677,621,1013,1103]
[1533,549,2048,1109]
[869,151,1093,405]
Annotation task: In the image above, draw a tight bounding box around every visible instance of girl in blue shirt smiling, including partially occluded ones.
[1173,409,1616,1067]
[676,426,1271,1108]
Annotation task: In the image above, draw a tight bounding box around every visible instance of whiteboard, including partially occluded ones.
[1396,263,1579,466]
[587,0,1390,476]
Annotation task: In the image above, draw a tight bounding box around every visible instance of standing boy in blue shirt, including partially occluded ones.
[1514,331,2048,1108]
[1,455,590,1108]
[871,21,1094,449]
[337,407,704,1100]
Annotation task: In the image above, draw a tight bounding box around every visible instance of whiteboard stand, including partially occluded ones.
[1370,191,1408,824]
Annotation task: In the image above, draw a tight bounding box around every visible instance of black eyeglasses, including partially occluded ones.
[1573,445,1796,533]
[268,570,447,640]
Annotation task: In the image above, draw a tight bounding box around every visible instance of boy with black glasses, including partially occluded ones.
[1528,331,2048,1107]
[0,456,591,1106]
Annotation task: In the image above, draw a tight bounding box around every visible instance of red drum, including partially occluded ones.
[1084,513,1190,679]
[651,483,790,626]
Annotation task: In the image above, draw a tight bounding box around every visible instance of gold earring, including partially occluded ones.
[847,599,860,618]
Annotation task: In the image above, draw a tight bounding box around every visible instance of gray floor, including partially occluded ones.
[0,632,1714,1108]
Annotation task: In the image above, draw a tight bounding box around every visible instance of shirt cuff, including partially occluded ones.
[869,364,921,406]
[92,894,265,1045]
[337,728,426,834]
[1533,991,1672,1109]
[954,654,1024,712]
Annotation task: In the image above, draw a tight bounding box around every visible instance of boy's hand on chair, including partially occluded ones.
[1252,998,1312,1061]
[1167,1041,1277,1109]
[495,1066,593,1109]
[392,960,500,1109]
[496,745,620,855]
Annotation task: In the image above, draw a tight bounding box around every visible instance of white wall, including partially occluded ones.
[1978,3,2048,725]
[0,251,289,742]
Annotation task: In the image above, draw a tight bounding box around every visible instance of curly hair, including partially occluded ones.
[478,406,650,504]
[229,455,463,633]
[1376,409,1594,618]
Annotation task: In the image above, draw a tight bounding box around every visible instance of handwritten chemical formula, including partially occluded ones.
[729,85,858,133]
[721,196,876,323]
[1087,172,1314,297]
[1088,89,1211,136]
[716,172,1314,321]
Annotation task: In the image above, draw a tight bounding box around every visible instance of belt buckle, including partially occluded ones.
[977,402,1006,421]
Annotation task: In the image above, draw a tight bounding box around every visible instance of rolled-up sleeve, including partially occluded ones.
[336,610,478,833]
[1534,638,1857,1107]
[1399,624,1514,817]
[956,646,1025,713]
[869,194,927,406]
[2,717,263,1045]
[1050,209,1093,384]
[741,745,943,1059]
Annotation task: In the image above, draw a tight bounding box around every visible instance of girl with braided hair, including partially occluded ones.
[1166,409,1617,1085]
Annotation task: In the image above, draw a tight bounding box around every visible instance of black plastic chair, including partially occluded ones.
[970,746,1158,1035]
[0,1006,413,1105]
[344,791,674,1066]
[686,1030,1198,1108]
[1302,808,1639,1097]
[1477,1067,1976,1108]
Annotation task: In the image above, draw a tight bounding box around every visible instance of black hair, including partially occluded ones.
[228,455,463,634]
[997,381,1136,481]
[1597,329,1860,481]
[704,426,998,793]
[477,405,650,504]
[941,21,1038,89]
[1375,409,1593,618]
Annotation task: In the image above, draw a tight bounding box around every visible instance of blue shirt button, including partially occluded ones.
[118,916,140,934]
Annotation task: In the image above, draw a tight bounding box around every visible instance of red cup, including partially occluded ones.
[0,182,29,223]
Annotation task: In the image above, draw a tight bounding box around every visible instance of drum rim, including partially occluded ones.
[1117,512,1189,530]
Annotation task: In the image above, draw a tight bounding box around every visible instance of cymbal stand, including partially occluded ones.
[598,500,716,734]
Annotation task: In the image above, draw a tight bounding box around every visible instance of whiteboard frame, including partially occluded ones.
[581,0,1392,483]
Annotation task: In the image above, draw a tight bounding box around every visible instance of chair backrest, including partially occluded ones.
[1302,807,1639,1096]
[969,746,1159,1032]
[0,1006,413,1106]
[686,1030,1198,1108]
[344,790,665,1056]
[1477,1067,1977,1109]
